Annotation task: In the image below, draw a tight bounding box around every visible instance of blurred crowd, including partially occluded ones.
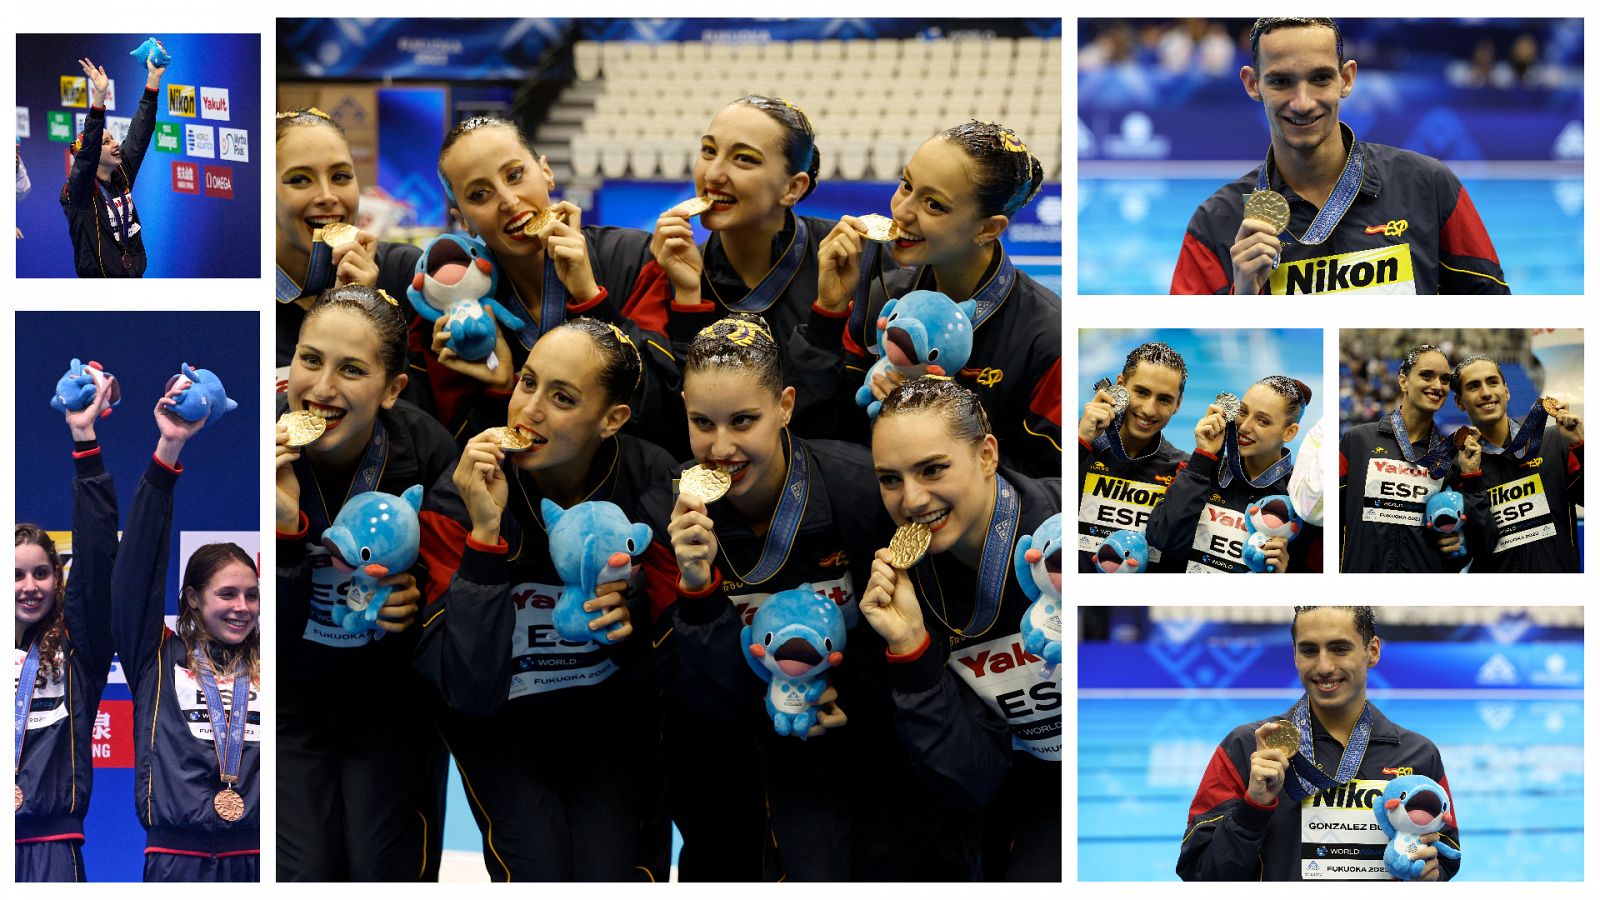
[1340,329,1536,428]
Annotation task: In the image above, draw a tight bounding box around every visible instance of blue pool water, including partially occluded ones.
[1078,694,1584,881]
[1078,176,1583,295]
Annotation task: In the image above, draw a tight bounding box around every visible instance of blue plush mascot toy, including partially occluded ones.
[164,363,237,427]
[1014,513,1062,679]
[1425,490,1468,558]
[1242,493,1302,572]
[407,233,528,371]
[130,37,172,68]
[740,585,845,738]
[1375,774,1461,880]
[542,499,653,645]
[855,289,976,418]
[321,486,423,634]
[1093,529,1148,573]
[50,358,120,416]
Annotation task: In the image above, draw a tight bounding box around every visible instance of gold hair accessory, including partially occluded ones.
[999,128,1029,155]
[604,322,635,349]
[723,320,760,347]
[376,289,399,307]
[925,374,954,383]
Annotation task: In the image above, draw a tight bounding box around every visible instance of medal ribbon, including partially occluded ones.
[95,180,130,248]
[1476,402,1550,462]
[277,238,335,304]
[1387,410,1453,480]
[1282,695,1374,802]
[706,216,809,315]
[510,254,573,351]
[850,240,885,351]
[719,430,809,586]
[193,644,249,795]
[852,243,1017,354]
[304,418,389,535]
[1219,423,1296,489]
[913,474,1020,637]
[14,641,42,773]
[1255,127,1366,247]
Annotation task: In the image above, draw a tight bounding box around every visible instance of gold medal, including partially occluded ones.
[857,213,900,242]
[487,426,533,452]
[1540,396,1562,416]
[888,522,932,569]
[1243,190,1291,234]
[671,196,714,217]
[317,222,360,248]
[213,787,245,822]
[278,410,326,448]
[1260,719,1300,756]
[521,207,563,237]
[679,465,731,503]
[14,784,23,812]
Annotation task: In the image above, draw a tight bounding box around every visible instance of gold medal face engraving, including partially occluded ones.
[521,207,563,237]
[214,787,245,822]
[888,522,933,569]
[857,213,900,242]
[1540,396,1562,416]
[318,222,360,248]
[680,465,732,503]
[278,410,326,448]
[1243,191,1291,234]
[1261,719,1300,757]
[487,426,533,452]
[671,196,714,217]
[1214,392,1241,423]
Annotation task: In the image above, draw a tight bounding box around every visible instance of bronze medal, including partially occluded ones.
[679,465,731,503]
[1451,425,1478,449]
[318,222,360,248]
[14,784,23,812]
[213,787,245,822]
[1260,719,1300,757]
[1243,190,1291,234]
[857,213,900,242]
[1214,392,1241,423]
[1540,396,1562,416]
[1106,384,1129,417]
[521,207,563,237]
[888,522,933,569]
[671,196,714,217]
[487,425,534,452]
[278,410,326,448]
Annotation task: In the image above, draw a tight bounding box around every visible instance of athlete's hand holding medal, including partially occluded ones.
[1232,191,1289,295]
[430,308,517,391]
[455,429,513,547]
[668,487,720,593]
[1077,385,1121,444]
[1193,401,1230,456]
[860,547,929,658]
[1247,719,1297,806]
[651,202,707,301]
[1451,425,1482,476]
[327,224,381,291]
[817,216,877,314]
[1546,398,1583,444]
[535,201,601,301]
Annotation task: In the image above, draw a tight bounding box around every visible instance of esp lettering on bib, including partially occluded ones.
[1488,473,1556,553]
[726,573,858,630]
[948,632,1061,761]
[14,648,69,732]
[1300,778,1391,880]
[302,545,379,649]
[1361,458,1441,526]
[1271,245,1415,296]
[1078,473,1166,563]
[1187,502,1249,574]
[507,579,621,699]
[173,665,262,744]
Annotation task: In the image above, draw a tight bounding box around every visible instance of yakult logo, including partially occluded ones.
[203,165,234,200]
[199,86,230,121]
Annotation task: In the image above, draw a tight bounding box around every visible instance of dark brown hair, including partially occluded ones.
[437,116,537,205]
[939,120,1045,218]
[685,313,784,397]
[728,96,820,203]
[302,284,410,379]
[15,524,66,688]
[551,318,643,405]
[874,376,992,445]
[177,543,260,682]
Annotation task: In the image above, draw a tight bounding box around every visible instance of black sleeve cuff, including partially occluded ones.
[804,302,850,348]
[144,456,180,490]
[1187,449,1220,480]
[72,447,107,478]
[889,639,948,694]
[458,544,509,585]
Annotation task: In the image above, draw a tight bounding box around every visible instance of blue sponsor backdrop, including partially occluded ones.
[377,86,450,227]
[14,312,259,881]
[15,34,261,278]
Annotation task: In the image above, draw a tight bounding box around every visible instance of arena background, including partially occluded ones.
[1078,328,1322,459]
[1077,606,1585,881]
[14,33,262,278]
[14,311,260,880]
[1340,328,1584,568]
[278,16,1062,880]
[1076,18,1584,294]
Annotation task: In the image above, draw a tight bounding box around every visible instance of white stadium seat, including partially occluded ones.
[574,41,601,81]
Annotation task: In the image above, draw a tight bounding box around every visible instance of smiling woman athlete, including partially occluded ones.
[61,53,165,277]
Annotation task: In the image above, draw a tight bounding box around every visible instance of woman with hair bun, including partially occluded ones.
[15,368,121,881]
[275,284,458,880]
[862,377,1062,881]
[1146,376,1324,573]
[111,376,260,881]
[819,121,1062,478]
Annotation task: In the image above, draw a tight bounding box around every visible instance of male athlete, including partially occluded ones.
[1172,17,1509,295]
[1178,606,1460,880]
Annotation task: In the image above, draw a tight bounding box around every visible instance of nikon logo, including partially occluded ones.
[167,84,196,117]
[1088,475,1164,507]
[1273,245,1416,296]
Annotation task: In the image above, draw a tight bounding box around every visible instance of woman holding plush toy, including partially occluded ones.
[15,367,121,882]
[274,284,458,881]
[412,317,676,881]
[110,375,259,881]
[816,121,1061,477]
[1145,376,1324,573]
[662,314,951,880]
[860,376,1062,881]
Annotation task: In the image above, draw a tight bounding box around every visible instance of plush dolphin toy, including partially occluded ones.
[856,290,976,418]
[542,499,653,645]
[131,37,172,68]
[1094,529,1148,573]
[1425,490,1468,558]
[406,233,528,370]
[740,585,846,738]
[321,486,423,634]
[1014,513,1062,679]
[1375,774,1462,880]
[1242,493,1302,572]
[164,363,237,427]
[49,358,120,416]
